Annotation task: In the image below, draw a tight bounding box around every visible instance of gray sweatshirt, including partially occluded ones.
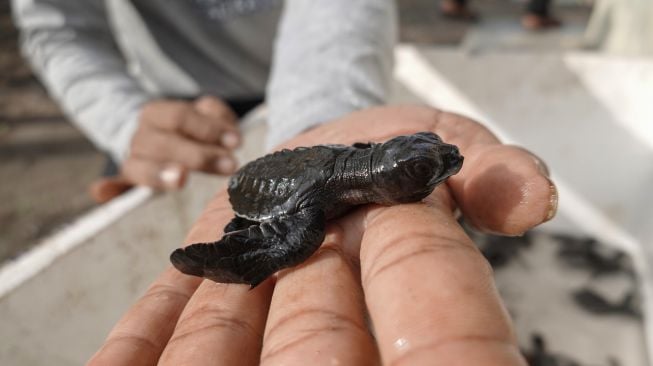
[11,0,396,162]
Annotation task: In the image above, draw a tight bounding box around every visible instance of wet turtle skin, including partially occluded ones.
[171,132,464,288]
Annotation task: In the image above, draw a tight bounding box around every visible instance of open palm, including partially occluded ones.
[89,105,556,366]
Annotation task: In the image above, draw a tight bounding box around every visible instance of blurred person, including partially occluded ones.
[440,0,478,22]
[522,0,561,30]
[88,105,558,366]
[440,0,478,21]
[440,0,561,30]
[11,0,395,202]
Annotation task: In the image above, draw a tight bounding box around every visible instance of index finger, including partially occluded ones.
[142,100,239,147]
[360,189,526,365]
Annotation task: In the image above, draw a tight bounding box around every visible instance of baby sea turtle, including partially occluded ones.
[170,132,464,288]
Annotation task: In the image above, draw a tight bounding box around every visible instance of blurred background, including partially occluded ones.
[1,0,652,365]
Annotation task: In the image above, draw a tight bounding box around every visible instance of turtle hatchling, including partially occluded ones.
[170,132,464,287]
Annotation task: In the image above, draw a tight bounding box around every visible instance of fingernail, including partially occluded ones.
[216,158,236,173]
[545,178,558,222]
[221,132,240,148]
[532,156,550,177]
[159,166,182,189]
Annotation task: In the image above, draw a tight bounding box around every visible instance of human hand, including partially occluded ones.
[90,96,242,203]
[88,105,556,365]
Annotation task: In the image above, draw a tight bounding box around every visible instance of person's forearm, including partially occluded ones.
[265,0,397,149]
[12,0,150,162]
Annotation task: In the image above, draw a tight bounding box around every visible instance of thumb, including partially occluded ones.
[89,177,133,204]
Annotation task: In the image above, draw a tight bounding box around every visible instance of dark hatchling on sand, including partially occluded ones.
[171,132,464,287]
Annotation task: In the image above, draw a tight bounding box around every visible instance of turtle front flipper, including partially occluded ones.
[352,142,372,149]
[223,216,257,233]
[170,208,326,288]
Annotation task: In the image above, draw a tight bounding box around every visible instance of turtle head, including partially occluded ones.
[371,132,463,204]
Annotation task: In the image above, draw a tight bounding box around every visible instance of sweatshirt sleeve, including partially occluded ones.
[265,0,397,149]
[11,0,151,162]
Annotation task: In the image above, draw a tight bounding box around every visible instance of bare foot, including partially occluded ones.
[440,0,479,22]
[521,13,562,31]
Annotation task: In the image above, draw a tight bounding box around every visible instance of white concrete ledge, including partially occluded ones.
[0,187,153,298]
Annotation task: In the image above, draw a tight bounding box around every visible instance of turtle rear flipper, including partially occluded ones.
[171,208,326,288]
[223,216,257,233]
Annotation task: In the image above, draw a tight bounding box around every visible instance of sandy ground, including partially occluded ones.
[0,1,590,264]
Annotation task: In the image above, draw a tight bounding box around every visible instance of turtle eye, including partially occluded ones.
[406,160,434,180]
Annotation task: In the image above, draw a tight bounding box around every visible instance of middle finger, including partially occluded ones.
[131,126,237,174]
[260,223,378,365]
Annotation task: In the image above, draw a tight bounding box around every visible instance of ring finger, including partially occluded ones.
[158,191,274,366]
[121,156,187,190]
